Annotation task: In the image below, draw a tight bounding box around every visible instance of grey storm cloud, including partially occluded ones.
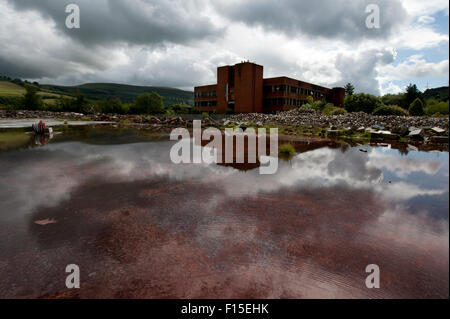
[334,48,396,95]
[6,0,222,46]
[214,0,407,41]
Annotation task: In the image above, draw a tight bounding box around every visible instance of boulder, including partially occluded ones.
[408,129,424,140]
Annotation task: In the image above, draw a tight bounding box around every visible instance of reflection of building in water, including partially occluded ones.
[194,62,345,114]
[195,131,342,172]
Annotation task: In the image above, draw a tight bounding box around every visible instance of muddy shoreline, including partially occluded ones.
[1,109,448,148]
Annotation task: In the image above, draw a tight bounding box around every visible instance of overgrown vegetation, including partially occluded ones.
[344,93,383,113]
[408,98,425,116]
[279,143,296,161]
[342,82,448,117]
[373,105,410,116]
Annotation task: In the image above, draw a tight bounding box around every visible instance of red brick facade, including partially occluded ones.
[195,62,345,114]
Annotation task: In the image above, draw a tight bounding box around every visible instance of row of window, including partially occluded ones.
[264,85,325,98]
[195,90,217,98]
[195,100,217,107]
[264,98,309,107]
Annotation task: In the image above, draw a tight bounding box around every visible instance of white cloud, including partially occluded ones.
[0,0,448,94]
[379,56,449,81]
[399,0,449,16]
[417,15,436,24]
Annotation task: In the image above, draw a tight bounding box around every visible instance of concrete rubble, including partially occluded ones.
[1,108,448,143]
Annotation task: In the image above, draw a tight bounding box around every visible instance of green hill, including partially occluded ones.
[40,83,194,106]
[423,86,449,101]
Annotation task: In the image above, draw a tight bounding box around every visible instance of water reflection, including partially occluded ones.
[0,127,448,298]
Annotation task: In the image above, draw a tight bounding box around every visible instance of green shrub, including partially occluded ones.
[279,143,295,160]
[344,93,382,114]
[330,107,347,115]
[381,93,407,109]
[372,105,410,116]
[191,107,201,114]
[130,92,165,114]
[172,104,192,114]
[322,103,347,115]
[97,99,127,114]
[22,84,42,110]
[0,96,22,109]
[425,100,449,116]
[408,98,425,116]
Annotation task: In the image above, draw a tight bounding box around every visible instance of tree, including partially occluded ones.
[409,98,424,116]
[72,91,87,113]
[172,104,192,114]
[132,92,165,114]
[405,84,423,106]
[22,84,42,110]
[97,99,126,114]
[344,93,382,114]
[344,83,355,96]
[381,93,407,109]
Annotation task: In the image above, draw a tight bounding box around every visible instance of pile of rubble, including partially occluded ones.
[225,108,448,143]
[226,108,448,131]
[0,109,87,120]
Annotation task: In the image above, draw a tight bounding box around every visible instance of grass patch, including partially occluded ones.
[279,143,296,161]
[0,131,32,151]
[0,81,26,97]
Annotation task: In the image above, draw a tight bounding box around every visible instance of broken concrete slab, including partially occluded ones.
[431,127,446,134]
[408,129,424,140]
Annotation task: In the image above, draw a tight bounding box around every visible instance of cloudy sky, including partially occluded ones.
[0,0,448,95]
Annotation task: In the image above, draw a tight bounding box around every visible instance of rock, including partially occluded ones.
[327,130,339,137]
[357,126,366,132]
[391,126,409,136]
[408,129,424,140]
[372,130,400,141]
[372,124,385,130]
[432,127,446,134]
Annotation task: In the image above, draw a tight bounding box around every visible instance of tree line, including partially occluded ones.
[342,83,449,117]
[10,84,201,115]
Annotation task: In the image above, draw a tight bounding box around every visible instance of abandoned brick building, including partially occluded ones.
[194,62,345,114]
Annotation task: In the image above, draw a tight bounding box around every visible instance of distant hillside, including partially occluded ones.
[40,83,194,106]
[423,86,449,101]
[0,81,71,107]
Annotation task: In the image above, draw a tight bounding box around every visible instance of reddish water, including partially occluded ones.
[0,127,448,298]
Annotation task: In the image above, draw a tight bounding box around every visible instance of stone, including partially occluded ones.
[408,129,424,141]
[327,130,340,137]
[432,127,446,134]
[371,131,400,141]
[372,124,385,130]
